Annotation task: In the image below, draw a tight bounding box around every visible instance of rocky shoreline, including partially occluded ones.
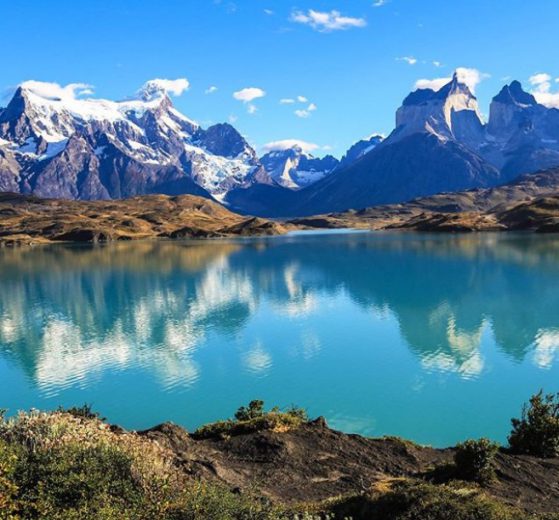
[141,417,559,515]
[2,402,559,518]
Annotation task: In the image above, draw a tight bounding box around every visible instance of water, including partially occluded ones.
[1,231,559,447]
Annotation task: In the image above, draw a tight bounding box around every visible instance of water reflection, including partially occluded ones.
[1,233,559,441]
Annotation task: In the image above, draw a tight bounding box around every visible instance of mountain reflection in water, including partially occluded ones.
[1,232,559,446]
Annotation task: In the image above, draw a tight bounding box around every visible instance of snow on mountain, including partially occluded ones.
[0,80,269,200]
[259,145,339,189]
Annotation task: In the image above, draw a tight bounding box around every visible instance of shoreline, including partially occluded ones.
[2,404,559,517]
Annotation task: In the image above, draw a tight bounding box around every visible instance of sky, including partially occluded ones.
[2,0,559,157]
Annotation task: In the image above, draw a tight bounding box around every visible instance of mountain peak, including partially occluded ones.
[493,81,537,106]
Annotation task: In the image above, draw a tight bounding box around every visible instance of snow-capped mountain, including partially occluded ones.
[237,73,559,217]
[259,146,339,189]
[0,80,270,200]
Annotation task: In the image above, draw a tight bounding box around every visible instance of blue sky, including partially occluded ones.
[2,0,559,157]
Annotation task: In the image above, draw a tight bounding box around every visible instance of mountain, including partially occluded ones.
[280,74,559,217]
[483,80,559,179]
[259,146,339,189]
[0,80,271,201]
[226,136,383,216]
[338,134,384,168]
[291,166,559,232]
[3,75,559,218]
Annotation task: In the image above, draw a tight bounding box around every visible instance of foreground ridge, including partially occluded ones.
[1,401,559,518]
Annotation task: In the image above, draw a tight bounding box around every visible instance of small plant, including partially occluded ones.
[194,400,308,439]
[234,400,265,421]
[508,391,559,458]
[454,438,499,483]
[58,403,104,421]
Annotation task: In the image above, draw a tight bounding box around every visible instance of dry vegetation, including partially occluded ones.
[0,193,288,246]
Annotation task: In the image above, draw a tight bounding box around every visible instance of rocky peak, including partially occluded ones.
[339,135,384,168]
[395,72,483,145]
[195,123,255,160]
[260,146,339,189]
[487,81,543,140]
[493,81,537,107]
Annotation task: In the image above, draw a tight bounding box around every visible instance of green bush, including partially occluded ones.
[235,400,265,421]
[0,440,20,519]
[508,391,559,458]
[454,438,500,484]
[58,403,104,421]
[194,401,308,439]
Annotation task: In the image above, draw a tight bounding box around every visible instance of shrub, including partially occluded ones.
[58,403,104,421]
[0,440,20,519]
[508,391,559,458]
[328,480,529,520]
[454,438,500,484]
[193,401,308,439]
[235,400,265,421]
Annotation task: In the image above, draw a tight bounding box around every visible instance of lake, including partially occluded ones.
[1,231,559,447]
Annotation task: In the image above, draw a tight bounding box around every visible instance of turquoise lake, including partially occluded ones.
[1,231,559,447]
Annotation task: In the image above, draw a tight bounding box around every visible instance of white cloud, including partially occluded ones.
[373,0,388,6]
[205,85,218,94]
[397,56,417,65]
[228,114,238,124]
[290,9,366,32]
[414,67,489,94]
[529,73,551,87]
[433,61,442,68]
[247,103,258,115]
[264,8,274,15]
[414,77,450,91]
[297,95,308,103]
[262,139,320,153]
[141,78,190,96]
[233,87,266,102]
[295,109,310,118]
[280,98,295,104]
[528,72,559,108]
[294,103,317,118]
[19,81,94,101]
[454,67,489,93]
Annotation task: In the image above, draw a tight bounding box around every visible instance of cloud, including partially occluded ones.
[373,0,388,6]
[141,78,190,96]
[414,67,489,93]
[262,139,320,153]
[19,81,94,101]
[263,8,274,15]
[294,102,317,118]
[233,87,266,102]
[433,61,442,68]
[205,85,218,94]
[397,56,417,65]
[529,73,551,87]
[295,109,310,118]
[297,95,308,103]
[228,114,238,124]
[414,77,451,91]
[280,98,295,104]
[290,9,366,32]
[528,72,559,108]
[247,103,258,115]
